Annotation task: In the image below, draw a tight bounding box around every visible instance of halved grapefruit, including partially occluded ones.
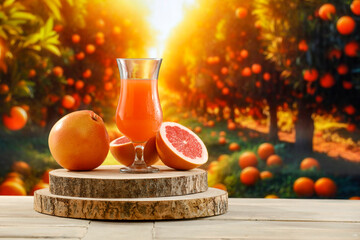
[110,136,158,166]
[156,122,208,170]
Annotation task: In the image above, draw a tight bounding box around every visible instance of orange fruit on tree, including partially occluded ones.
[82,69,92,78]
[75,51,85,60]
[0,83,9,94]
[235,7,247,19]
[251,64,262,74]
[328,49,341,59]
[85,44,96,54]
[344,105,356,115]
[337,16,356,35]
[30,182,49,195]
[75,80,85,90]
[260,170,273,180]
[67,78,74,86]
[3,106,28,131]
[263,72,271,81]
[298,40,308,51]
[48,110,110,171]
[194,126,202,133]
[42,169,53,184]
[265,194,279,199]
[61,95,75,109]
[156,122,208,170]
[53,66,63,77]
[221,67,228,75]
[95,32,105,45]
[53,24,63,32]
[28,69,36,78]
[337,64,348,75]
[300,157,320,170]
[83,94,92,105]
[343,81,353,90]
[241,67,252,77]
[347,123,356,132]
[344,41,359,57]
[227,121,236,130]
[257,143,275,160]
[229,142,240,151]
[222,87,230,95]
[217,154,229,162]
[293,177,314,197]
[110,136,158,166]
[0,181,26,196]
[207,120,215,127]
[303,69,318,82]
[266,154,283,167]
[212,183,227,191]
[320,73,335,88]
[238,152,258,169]
[104,82,113,91]
[318,3,336,20]
[219,131,226,137]
[351,0,360,15]
[240,49,248,58]
[12,161,31,175]
[240,166,260,186]
[314,177,337,198]
[218,136,226,145]
[72,34,81,43]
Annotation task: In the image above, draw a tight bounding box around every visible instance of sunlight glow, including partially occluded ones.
[146,0,195,57]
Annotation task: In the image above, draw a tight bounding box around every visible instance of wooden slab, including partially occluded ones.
[33,188,228,221]
[49,165,207,198]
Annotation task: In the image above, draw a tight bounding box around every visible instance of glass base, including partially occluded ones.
[120,165,159,173]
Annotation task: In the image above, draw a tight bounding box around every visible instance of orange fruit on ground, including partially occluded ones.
[0,83,9,94]
[351,0,360,15]
[241,67,252,77]
[320,73,335,88]
[82,69,92,78]
[318,3,336,20]
[42,169,53,184]
[251,64,262,74]
[194,126,202,133]
[337,64,348,75]
[349,196,360,200]
[72,34,81,43]
[314,177,337,198]
[110,136,158,166]
[235,7,247,18]
[344,41,359,57]
[0,181,26,195]
[303,69,318,82]
[76,52,85,60]
[293,177,315,197]
[298,40,308,51]
[229,142,240,151]
[85,44,96,54]
[265,194,279,199]
[300,157,320,170]
[212,183,227,191]
[257,143,275,160]
[260,171,273,180]
[337,16,356,35]
[30,182,49,195]
[48,110,110,171]
[240,49,248,58]
[156,122,208,170]
[240,166,260,186]
[218,136,226,145]
[12,161,31,175]
[3,106,28,131]
[53,66,63,77]
[61,95,75,109]
[238,152,258,169]
[263,72,271,81]
[266,154,283,167]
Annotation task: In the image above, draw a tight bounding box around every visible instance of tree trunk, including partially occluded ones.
[295,102,314,153]
[268,99,279,142]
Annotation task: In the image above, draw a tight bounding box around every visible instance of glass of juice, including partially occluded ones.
[116,58,163,173]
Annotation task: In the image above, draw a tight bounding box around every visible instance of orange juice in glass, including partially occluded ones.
[116,58,162,173]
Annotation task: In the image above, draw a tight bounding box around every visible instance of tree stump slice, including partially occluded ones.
[34,188,228,220]
[49,165,208,198]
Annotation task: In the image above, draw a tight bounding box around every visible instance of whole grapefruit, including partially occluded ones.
[156,122,208,170]
[48,110,110,171]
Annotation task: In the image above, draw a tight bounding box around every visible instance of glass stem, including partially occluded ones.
[132,142,147,167]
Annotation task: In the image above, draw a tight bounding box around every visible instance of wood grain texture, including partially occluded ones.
[49,165,208,198]
[34,188,228,220]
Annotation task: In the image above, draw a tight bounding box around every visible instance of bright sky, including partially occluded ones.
[146,0,196,57]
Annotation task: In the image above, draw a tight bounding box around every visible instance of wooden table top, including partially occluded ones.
[0,196,359,239]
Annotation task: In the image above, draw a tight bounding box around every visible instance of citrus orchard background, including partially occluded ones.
[0,0,360,199]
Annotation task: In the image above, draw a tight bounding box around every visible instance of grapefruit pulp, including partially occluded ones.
[156,122,208,170]
[110,136,159,166]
